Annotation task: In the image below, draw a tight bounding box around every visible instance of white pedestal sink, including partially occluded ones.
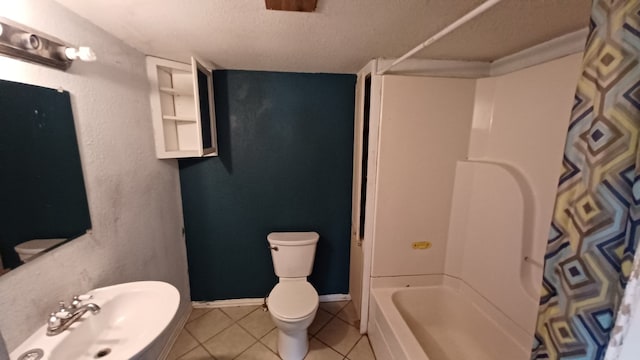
[10,281,179,360]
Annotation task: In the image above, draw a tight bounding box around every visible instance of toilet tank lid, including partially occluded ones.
[14,238,67,254]
[267,232,319,246]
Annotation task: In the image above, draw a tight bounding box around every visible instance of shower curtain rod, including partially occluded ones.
[377,0,504,75]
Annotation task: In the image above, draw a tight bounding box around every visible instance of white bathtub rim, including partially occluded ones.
[372,274,534,347]
[369,303,401,360]
[370,277,532,360]
[370,273,445,289]
[372,286,430,360]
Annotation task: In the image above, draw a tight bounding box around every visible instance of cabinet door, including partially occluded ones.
[191,57,218,156]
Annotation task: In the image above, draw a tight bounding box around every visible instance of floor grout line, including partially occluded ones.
[343,334,364,358]
[220,305,263,323]
[188,307,214,323]
[182,326,214,359]
[175,301,370,360]
[314,311,337,335]
[181,310,237,360]
[172,326,200,359]
[230,338,259,360]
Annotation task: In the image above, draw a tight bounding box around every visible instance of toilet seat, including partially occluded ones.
[14,238,66,255]
[268,280,318,321]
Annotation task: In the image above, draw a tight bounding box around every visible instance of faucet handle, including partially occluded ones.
[69,294,93,308]
[70,297,81,309]
[56,302,72,319]
[47,312,61,329]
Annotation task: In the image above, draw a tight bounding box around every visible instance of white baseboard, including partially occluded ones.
[192,293,351,308]
[193,298,265,308]
[319,293,351,302]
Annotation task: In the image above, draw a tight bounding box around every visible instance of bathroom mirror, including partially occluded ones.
[0,79,91,274]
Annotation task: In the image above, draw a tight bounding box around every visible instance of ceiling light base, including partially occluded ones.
[265,0,317,12]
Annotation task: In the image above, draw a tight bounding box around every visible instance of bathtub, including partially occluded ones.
[368,277,531,360]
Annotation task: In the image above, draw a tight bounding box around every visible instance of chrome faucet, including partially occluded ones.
[46,295,101,336]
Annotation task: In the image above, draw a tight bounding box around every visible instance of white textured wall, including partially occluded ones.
[371,75,475,277]
[0,0,190,354]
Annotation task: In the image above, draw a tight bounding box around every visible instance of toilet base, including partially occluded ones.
[277,328,308,360]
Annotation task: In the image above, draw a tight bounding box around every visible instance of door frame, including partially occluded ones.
[349,59,383,334]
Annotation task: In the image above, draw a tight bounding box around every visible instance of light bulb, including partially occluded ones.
[64,46,97,61]
[77,47,96,61]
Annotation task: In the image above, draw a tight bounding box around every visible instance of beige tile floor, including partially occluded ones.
[167,300,376,360]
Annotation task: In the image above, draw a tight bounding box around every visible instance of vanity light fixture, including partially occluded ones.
[0,17,96,71]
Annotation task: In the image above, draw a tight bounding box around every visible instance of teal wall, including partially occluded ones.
[179,71,356,300]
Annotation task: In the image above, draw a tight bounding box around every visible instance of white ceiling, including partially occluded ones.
[54,0,591,74]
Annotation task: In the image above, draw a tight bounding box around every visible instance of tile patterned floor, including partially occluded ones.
[167,301,376,360]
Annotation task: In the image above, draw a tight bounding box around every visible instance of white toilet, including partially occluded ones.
[267,231,319,360]
[14,238,66,263]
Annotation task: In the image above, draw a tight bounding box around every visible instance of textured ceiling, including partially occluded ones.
[53,0,591,74]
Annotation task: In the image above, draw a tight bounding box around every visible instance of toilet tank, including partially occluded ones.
[268,232,319,278]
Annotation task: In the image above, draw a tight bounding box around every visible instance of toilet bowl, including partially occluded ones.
[14,238,66,263]
[268,279,319,359]
[267,231,319,360]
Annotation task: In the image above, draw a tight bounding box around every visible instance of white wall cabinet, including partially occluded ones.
[146,56,218,159]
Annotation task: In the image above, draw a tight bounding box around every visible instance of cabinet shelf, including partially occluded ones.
[162,115,197,122]
[159,87,193,96]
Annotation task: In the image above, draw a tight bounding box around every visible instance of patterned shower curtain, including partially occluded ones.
[532,1,640,359]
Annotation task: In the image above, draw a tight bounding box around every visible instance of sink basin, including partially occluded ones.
[10,281,179,360]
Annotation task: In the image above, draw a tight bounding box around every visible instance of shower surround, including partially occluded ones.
[365,53,583,359]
